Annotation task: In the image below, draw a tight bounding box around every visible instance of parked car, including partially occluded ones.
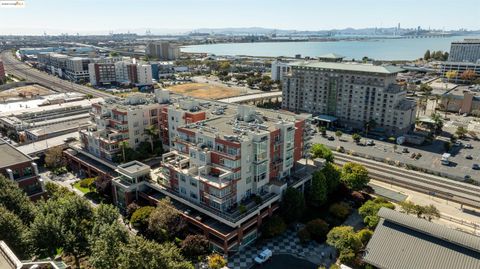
[328,136,335,141]
[366,140,375,146]
[464,175,472,181]
[63,137,77,143]
[454,141,463,147]
[466,155,473,160]
[473,164,480,170]
[254,249,272,264]
[402,147,409,153]
[465,143,473,149]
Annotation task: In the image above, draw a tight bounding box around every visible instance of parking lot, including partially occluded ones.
[314,128,480,183]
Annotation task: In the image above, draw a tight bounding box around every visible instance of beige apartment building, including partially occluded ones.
[282,61,416,135]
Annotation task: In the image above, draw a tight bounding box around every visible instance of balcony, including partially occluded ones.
[162,151,190,170]
[193,165,233,189]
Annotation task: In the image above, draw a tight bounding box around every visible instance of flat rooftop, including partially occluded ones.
[0,140,31,168]
[290,61,404,74]
[118,161,150,174]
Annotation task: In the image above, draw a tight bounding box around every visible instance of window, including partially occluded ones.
[190,178,197,187]
[180,187,186,194]
[190,192,197,199]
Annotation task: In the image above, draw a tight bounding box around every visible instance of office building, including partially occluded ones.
[271,60,291,82]
[282,61,416,135]
[0,139,45,201]
[440,61,480,84]
[145,41,180,60]
[0,60,5,82]
[65,57,91,82]
[363,208,480,269]
[448,39,480,63]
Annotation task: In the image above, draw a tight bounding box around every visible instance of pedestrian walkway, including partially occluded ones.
[227,227,335,269]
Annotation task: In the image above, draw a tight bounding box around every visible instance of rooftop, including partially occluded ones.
[118,160,151,175]
[363,208,480,269]
[318,53,345,59]
[290,61,404,74]
[0,139,32,168]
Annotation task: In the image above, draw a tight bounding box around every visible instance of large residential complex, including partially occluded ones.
[0,139,45,201]
[282,61,416,135]
[74,90,314,253]
[145,41,180,60]
[271,60,291,82]
[448,39,480,63]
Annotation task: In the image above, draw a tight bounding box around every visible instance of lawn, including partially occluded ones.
[73,181,90,194]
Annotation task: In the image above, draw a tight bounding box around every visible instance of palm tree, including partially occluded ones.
[144,125,159,153]
[119,140,129,163]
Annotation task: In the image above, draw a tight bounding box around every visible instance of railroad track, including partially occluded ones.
[1,51,113,98]
[333,152,480,209]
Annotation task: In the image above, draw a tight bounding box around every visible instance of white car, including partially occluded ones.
[254,249,272,264]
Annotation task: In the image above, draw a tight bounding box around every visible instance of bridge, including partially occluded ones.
[218,91,282,104]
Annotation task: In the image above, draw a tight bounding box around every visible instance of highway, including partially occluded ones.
[0,51,113,98]
[333,152,480,209]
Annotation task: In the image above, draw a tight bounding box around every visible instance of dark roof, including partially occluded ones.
[0,140,32,168]
[364,208,480,269]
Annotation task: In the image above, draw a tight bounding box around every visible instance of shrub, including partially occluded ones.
[339,250,356,265]
[208,253,227,269]
[238,205,247,214]
[262,215,286,238]
[130,206,154,231]
[252,194,263,205]
[357,229,373,245]
[297,227,311,244]
[305,219,329,242]
[350,191,365,207]
[329,202,351,221]
[126,202,140,220]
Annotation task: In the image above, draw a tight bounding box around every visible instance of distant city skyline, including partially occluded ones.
[0,0,479,35]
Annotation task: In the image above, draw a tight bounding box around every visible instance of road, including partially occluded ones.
[333,152,480,209]
[0,51,112,98]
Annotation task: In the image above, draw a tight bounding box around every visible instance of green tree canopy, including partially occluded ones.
[0,174,36,223]
[208,253,227,269]
[280,187,306,224]
[311,144,334,162]
[340,162,370,190]
[326,226,362,254]
[0,206,29,258]
[321,162,341,194]
[308,171,328,207]
[148,198,187,241]
[180,235,210,260]
[358,197,395,228]
[305,219,329,242]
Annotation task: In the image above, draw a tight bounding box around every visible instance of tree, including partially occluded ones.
[455,126,468,139]
[148,198,187,240]
[89,221,129,269]
[118,237,193,269]
[424,50,431,60]
[305,219,329,242]
[308,171,328,207]
[0,175,36,223]
[356,229,373,245]
[130,206,154,232]
[319,126,327,136]
[144,125,159,153]
[419,83,433,94]
[208,253,227,269]
[340,162,370,191]
[445,70,458,83]
[358,197,395,228]
[335,130,343,140]
[460,69,477,83]
[126,201,141,220]
[119,140,129,163]
[28,195,94,267]
[326,226,362,254]
[422,204,440,221]
[0,206,29,259]
[311,144,334,163]
[321,162,341,194]
[45,146,66,169]
[280,187,306,224]
[329,202,351,221]
[443,141,452,152]
[297,227,311,244]
[430,113,444,133]
[180,235,210,260]
[262,215,287,238]
[398,200,417,215]
[352,133,361,143]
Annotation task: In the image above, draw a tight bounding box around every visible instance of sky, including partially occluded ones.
[0,0,479,35]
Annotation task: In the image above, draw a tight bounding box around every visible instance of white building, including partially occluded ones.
[136,64,153,86]
[271,60,291,82]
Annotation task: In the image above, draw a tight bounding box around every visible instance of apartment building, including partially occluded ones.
[65,57,91,82]
[448,39,480,63]
[145,41,180,60]
[0,60,5,82]
[80,94,166,161]
[271,60,291,82]
[0,139,45,201]
[282,61,416,135]
[97,90,314,253]
[88,63,116,86]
